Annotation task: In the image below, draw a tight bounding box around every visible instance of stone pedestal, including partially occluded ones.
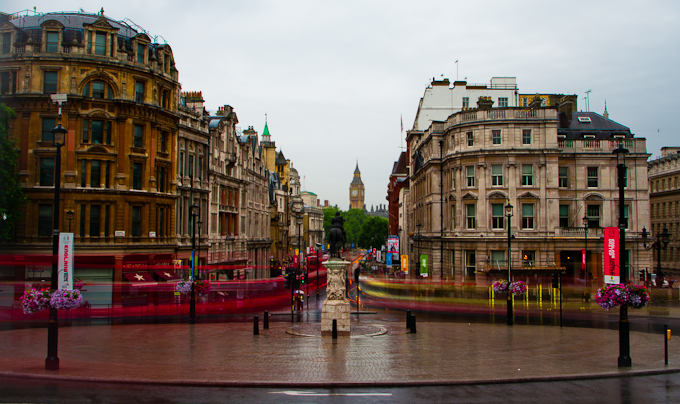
[321,257,351,336]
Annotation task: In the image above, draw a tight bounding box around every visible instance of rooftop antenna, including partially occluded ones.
[585,90,592,112]
[455,60,458,81]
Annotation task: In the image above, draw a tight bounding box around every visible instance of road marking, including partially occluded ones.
[270,390,392,396]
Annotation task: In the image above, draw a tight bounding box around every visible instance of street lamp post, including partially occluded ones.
[316,242,322,301]
[583,215,589,289]
[641,227,671,287]
[66,209,74,233]
[189,204,199,324]
[46,118,68,370]
[613,143,631,368]
[297,215,303,310]
[505,203,514,326]
[416,223,422,278]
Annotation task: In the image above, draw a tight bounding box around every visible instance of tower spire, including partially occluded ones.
[603,100,609,119]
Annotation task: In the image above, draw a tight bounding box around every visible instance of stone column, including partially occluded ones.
[321,257,351,336]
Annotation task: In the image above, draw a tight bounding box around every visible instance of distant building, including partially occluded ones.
[648,147,680,277]
[349,161,365,209]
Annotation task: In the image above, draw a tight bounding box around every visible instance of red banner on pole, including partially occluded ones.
[582,249,586,271]
[604,227,620,284]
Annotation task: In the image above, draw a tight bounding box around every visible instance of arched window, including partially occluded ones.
[82,80,114,99]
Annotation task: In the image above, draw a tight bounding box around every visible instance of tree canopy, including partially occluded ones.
[0,104,26,241]
[358,216,388,249]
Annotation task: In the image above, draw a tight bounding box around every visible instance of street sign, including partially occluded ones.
[420,254,428,277]
[604,227,619,284]
[58,233,74,290]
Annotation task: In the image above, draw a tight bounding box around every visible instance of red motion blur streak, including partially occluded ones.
[0,267,327,322]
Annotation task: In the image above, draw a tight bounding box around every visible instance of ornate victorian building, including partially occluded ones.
[0,11,181,291]
[648,147,680,276]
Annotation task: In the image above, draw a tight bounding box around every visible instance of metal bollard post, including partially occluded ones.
[253,315,259,335]
[332,319,337,339]
[410,314,416,333]
[406,310,411,329]
[264,311,269,329]
[665,324,670,365]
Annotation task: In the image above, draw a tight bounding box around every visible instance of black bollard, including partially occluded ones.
[665,324,669,365]
[406,310,412,329]
[253,315,259,335]
[332,319,337,339]
[410,314,416,333]
[264,311,269,329]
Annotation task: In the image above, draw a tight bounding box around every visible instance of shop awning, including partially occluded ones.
[154,270,182,282]
[123,272,157,285]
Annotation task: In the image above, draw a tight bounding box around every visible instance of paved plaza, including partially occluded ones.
[1,311,679,387]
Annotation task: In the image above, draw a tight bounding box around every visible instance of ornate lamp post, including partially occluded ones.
[641,227,671,286]
[46,119,68,370]
[505,203,514,326]
[613,143,631,368]
[316,242,322,301]
[189,204,199,324]
[583,215,589,288]
[66,209,74,233]
[416,222,422,278]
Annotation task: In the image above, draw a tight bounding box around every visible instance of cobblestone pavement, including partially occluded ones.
[1,312,679,387]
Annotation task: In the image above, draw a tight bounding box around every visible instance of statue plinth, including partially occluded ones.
[321,257,351,336]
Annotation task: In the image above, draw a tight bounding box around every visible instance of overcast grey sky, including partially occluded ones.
[5,1,679,209]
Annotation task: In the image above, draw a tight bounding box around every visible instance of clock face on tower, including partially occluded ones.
[352,189,358,196]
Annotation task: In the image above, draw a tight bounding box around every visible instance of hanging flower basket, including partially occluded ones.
[20,288,52,314]
[508,280,527,295]
[492,280,527,296]
[595,283,649,310]
[50,289,83,310]
[176,280,192,295]
[194,280,211,295]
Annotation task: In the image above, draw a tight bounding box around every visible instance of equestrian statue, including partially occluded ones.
[328,212,346,257]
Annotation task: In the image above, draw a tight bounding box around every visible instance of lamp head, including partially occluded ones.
[65,209,74,221]
[582,216,589,227]
[505,203,513,217]
[661,227,671,246]
[52,123,68,147]
[612,143,629,165]
[641,227,649,241]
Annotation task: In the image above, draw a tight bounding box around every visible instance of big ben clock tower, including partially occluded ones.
[349,161,365,210]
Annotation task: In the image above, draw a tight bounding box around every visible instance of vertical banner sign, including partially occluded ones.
[387,236,399,254]
[386,253,393,266]
[582,249,586,271]
[604,227,619,284]
[401,254,409,274]
[58,233,74,290]
[420,254,429,277]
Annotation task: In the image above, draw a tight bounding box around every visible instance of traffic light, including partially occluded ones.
[284,273,291,289]
[551,273,559,289]
[300,272,306,285]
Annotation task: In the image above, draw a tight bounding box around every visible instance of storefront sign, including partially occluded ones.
[604,227,619,284]
[58,233,74,290]
[401,254,408,274]
[420,254,428,277]
[387,236,399,254]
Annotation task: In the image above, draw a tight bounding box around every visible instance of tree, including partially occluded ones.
[0,104,25,241]
[358,216,388,249]
[343,209,366,248]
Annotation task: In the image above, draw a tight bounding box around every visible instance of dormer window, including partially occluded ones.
[578,116,592,123]
[94,31,107,55]
[46,31,59,52]
[137,43,145,63]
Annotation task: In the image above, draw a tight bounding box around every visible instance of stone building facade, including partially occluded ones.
[0,11,181,289]
[406,99,652,285]
[648,147,680,276]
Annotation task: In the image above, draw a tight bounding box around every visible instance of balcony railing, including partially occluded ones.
[557,138,642,154]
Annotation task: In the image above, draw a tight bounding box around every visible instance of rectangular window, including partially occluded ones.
[133,162,142,190]
[559,167,568,188]
[104,205,110,236]
[198,156,203,180]
[465,250,476,279]
[0,72,9,94]
[450,204,456,229]
[2,33,10,54]
[79,204,85,236]
[160,131,167,153]
[466,166,475,187]
[46,32,59,52]
[587,167,598,188]
[158,166,167,193]
[91,120,103,144]
[134,124,143,148]
[621,205,630,229]
[466,204,476,229]
[462,97,469,109]
[104,161,110,188]
[80,160,86,187]
[490,250,505,269]
[492,130,501,145]
[137,43,145,63]
[131,206,141,237]
[522,164,533,186]
[38,204,52,237]
[492,203,504,229]
[91,160,101,188]
[179,152,184,176]
[82,119,89,143]
[90,205,100,237]
[43,71,58,94]
[42,118,56,142]
[92,81,105,99]
[135,81,144,103]
[522,251,536,267]
[95,32,106,55]
[498,97,508,107]
[40,157,54,186]
[587,205,600,228]
[188,155,194,178]
[466,132,474,146]
[522,129,532,145]
[522,203,534,229]
[491,164,503,186]
[559,205,569,228]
